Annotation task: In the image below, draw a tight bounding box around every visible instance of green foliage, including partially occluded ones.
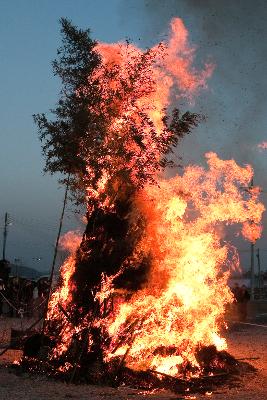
[34,19,101,185]
[34,18,200,206]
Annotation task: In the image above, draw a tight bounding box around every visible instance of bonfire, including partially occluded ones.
[24,17,264,393]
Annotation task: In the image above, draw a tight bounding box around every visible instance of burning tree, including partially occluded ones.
[34,17,202,314]
[32,18,264,388]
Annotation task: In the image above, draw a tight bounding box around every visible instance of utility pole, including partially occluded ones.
[241,177,267,299]
[2,212,10,260]
[256,248,261,290]
[242,178,256,300]
[250,242,255,300]
[249,178,255,300]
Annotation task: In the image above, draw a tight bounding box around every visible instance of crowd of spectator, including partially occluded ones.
[0,259,49,318]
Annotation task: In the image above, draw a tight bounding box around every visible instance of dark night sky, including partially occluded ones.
[1,0,267,272]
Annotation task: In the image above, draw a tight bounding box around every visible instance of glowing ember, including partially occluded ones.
[258,141,267,150]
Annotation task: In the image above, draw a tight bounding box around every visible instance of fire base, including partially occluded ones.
[15,340,256,395]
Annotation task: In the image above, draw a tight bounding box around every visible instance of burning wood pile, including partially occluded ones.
[21,18,264,394]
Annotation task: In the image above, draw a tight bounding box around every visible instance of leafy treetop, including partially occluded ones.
[34,18,200,209]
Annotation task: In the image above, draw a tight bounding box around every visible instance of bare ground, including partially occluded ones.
[0,318,266,400]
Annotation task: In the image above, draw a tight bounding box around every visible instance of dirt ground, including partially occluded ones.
[0,317,266,400]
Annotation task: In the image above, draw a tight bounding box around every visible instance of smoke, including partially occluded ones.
[118,0,267,159]
[118,0,267,267]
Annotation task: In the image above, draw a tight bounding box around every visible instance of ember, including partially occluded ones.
[26,17,264,395]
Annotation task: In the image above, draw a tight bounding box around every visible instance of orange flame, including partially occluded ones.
[47,231,82,358]
[98,153,264,376]
[96,17,213,134]
[258,141,267,150]
[47,154,264,376]
[46,19,264,378]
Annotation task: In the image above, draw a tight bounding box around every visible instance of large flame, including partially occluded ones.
[46,18,264,379]
[97,152,264,376]
[47,154,264,376]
